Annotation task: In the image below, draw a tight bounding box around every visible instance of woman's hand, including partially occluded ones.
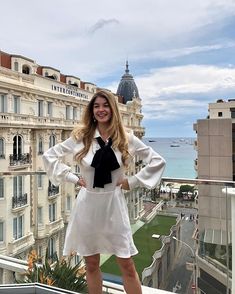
[77,177,86,188]
[117,178,130,190]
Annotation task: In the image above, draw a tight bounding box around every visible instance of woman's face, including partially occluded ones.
[93,96,112,125]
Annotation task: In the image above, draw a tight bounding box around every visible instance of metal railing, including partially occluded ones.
[12,193,27,208]
[9,153,31,166]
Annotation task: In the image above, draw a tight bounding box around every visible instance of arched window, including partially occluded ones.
[0,138,5,159]
[53,74,58,80]
[14,61,19,71]
[49,135,56,148]
[22,65,30,75]
[45,71,49,77]
[38,137,43,154]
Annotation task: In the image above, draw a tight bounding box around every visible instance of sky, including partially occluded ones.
[1,0,235,137]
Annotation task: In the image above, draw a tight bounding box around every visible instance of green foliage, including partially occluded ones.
[177,184,195,199]
[17,250,87,293]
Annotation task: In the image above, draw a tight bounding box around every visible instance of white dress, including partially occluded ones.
[42,130,165,258]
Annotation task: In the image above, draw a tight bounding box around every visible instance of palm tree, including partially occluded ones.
[18,250,87,293]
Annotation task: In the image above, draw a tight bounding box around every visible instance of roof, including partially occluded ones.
[116,61,139,104]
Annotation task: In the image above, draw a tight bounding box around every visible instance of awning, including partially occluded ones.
[203,229,231,245]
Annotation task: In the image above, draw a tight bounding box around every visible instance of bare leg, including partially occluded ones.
[116,257,142,294]
[84,254,102,294]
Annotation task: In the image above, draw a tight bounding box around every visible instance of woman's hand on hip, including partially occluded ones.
[117,178,130,190]
[77,177,86,188]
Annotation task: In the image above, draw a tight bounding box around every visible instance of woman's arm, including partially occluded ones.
[127,134,166,190]
[42,137,82,186]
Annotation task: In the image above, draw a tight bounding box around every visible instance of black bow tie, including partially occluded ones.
[91,137,120,188]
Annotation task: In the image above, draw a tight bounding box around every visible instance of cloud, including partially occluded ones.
[88,19,119,34]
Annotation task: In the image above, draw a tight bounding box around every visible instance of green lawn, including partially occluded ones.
[101,215,176,278]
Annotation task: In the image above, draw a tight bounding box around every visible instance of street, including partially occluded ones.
[164,205,197,293]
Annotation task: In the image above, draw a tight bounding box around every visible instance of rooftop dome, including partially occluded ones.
[116,61,139,104]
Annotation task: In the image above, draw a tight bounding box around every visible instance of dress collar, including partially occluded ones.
[94,129,101,139]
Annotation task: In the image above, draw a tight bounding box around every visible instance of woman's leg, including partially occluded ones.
[84,254,102,294]
[116,257,142,294]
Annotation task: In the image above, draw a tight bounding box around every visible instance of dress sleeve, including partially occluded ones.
[42,137,81,186]
[127,134,166,190]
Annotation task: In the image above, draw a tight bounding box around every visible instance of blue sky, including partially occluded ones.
[1,0,235,137]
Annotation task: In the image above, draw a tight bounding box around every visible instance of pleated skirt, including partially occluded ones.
[63,186,138,258]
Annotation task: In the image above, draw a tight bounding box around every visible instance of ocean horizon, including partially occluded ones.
[142,137,197,179]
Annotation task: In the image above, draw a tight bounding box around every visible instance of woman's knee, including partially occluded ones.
[116,257,137,278]
[85,254,100,273]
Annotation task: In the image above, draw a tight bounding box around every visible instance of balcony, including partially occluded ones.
[46,218,64,235]
[0,112,80,130]
[48,185,59,197]
[8,233,34,255]
[0,171,234,293]
[9,153,31,168]
[12,193,27,209]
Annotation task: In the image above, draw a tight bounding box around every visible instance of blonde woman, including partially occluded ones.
[43,90,165,294]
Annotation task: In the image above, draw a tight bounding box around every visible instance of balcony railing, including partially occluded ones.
[9,153,30,166]
[12,193,27,208]
[0,171,234,293]
[48,185,59,196]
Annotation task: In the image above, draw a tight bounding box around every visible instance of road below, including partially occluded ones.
[164,206,196,293]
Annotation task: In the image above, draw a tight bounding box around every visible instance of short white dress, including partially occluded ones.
[42,130,165,258]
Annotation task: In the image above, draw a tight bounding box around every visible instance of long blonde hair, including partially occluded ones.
[72,90,130,165]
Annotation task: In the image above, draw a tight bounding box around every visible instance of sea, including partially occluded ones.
[142,137,197,179]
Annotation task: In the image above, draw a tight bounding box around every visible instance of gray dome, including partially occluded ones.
[116,61,139,104]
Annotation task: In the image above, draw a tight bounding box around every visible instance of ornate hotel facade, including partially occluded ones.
[0,51,145,283]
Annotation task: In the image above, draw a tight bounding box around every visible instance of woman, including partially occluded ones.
[43,89,165,294]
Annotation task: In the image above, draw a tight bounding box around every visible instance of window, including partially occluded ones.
[38,100,44,117]
[66,196,71,211]
[0,178,4,198]
[0,222,3,242]
[0,94,7,112]
[0,138,5,159]
[13,215,23,239]
[38,137,43,154]
[13,96,20,114]
[231,108,235,118]
[37,207,43,225]
[37,174,43,188]
[47,102,53,116]
[218,112,223,117]
[66,105,71,120]
[157,262,162,288]
[167,247,170,269]
[13,176,23,198]
[22,65,30,74]
[49,203,56,222]
[75,165,80,174]
[13,135,22,158]
[73,107,77,120]
[49,135,56,147]
[48,237,56,260]
[14,62,19,71]
[38,245,43,258]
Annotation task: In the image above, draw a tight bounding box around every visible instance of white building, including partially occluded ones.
[0,50,145,283]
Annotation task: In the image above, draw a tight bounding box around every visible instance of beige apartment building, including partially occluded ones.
[0,51,145,283]
[194,99,233,294]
